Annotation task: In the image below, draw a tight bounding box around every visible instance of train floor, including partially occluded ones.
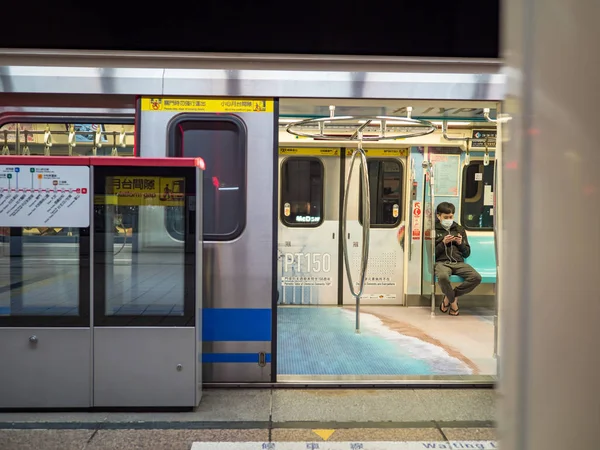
[277,305,496,382]
[0,388,497,449]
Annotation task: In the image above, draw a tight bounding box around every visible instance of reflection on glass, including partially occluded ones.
[0,228,80,316]
[177,121,244,239]
[0,123,135,157]
[462,161,495,229]
[96,175,187,317]
[360,160,403,226]
[281,159,323,226]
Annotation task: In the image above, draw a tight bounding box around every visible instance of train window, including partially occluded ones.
[0,122,135,157]
[280,158,324,227]
[359,160,403,227]
[0,121,136,244]
[461,160,495,230]
[168,116,246,241]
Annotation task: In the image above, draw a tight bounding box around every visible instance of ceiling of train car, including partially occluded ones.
[278,99,498,121]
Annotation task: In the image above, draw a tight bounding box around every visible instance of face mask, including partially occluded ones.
[441,219,453,229]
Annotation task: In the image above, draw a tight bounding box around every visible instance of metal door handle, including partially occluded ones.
[29,335,38,344]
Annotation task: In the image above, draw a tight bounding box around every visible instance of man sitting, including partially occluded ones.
[434,202,482,316]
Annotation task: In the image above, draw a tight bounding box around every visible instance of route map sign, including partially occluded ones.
[0,165,90,228]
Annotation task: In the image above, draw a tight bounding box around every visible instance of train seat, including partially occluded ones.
[437,234,497,284]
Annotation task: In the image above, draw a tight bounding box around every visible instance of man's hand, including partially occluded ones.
[443,235,454,245]
[454,234,463,245]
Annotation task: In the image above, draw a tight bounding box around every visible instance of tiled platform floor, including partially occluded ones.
[0,388,496,449]
[0,429,498,450]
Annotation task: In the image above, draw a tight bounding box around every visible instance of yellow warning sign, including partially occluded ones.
[279,147,340,157]
[312,429,336,441]
[346,148,409,157]
[96,176,186,207]
[141,97,274,113]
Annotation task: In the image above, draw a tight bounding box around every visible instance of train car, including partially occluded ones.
[0,50,504,389]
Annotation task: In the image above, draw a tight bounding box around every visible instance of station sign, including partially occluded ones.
[99,176,186,207]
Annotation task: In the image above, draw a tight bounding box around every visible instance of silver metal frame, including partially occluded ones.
[0,58,505,101]
[194,166,203,405]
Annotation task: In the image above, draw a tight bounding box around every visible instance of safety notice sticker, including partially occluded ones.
[0,165,90,228]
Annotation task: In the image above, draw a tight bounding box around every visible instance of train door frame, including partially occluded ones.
[276,147,343,306]
[341,148,409,306]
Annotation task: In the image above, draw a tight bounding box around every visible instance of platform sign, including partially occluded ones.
[0,165,90,228]
[103,176,186,207]
[141,97,274,113]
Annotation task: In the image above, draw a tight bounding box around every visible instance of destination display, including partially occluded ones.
[0,165,90,228]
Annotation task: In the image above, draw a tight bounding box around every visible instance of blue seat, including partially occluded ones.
[435,234,497,284]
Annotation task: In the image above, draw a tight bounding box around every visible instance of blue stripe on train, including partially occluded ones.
[202,308,271,342]
[0,306,273,343]
[202,352,272,364]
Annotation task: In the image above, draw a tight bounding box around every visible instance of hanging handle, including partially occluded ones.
[341,144,370,333]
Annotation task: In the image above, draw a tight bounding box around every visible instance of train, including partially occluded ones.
[0,49,504,387]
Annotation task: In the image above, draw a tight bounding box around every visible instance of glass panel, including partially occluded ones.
[0,228,82,316]
[99,179,185,317]
[93,168,196,326]
[359,160,403,227]
[281,158,324,227]
[461,161,495,229]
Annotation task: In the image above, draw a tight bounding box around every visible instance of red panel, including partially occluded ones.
[90,157,201,167]
[0,156,90,166]
[0,156,205,170]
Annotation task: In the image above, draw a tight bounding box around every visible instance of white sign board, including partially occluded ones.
[484,184,494,206]
[0,165,90,228]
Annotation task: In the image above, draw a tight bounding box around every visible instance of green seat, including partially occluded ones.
[435,234,497,284]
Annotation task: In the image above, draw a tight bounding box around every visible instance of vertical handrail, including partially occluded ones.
[428,164,436,316]
[408,157,415,261]
[493,149,500,359]
[342,144,370,333]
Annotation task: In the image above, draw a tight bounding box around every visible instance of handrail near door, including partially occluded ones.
[493,149,500,359]
[342,143,371,333]
[426,162,437,316]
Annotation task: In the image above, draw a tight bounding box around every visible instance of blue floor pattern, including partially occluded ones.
[277,306,472,376]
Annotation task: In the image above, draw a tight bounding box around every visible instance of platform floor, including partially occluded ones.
[0,388,496,449]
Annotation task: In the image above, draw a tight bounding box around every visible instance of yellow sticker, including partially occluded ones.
[312,429,336,441]
[141,97,274,113]
[345,148,409,157]
[279,147,340,157]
